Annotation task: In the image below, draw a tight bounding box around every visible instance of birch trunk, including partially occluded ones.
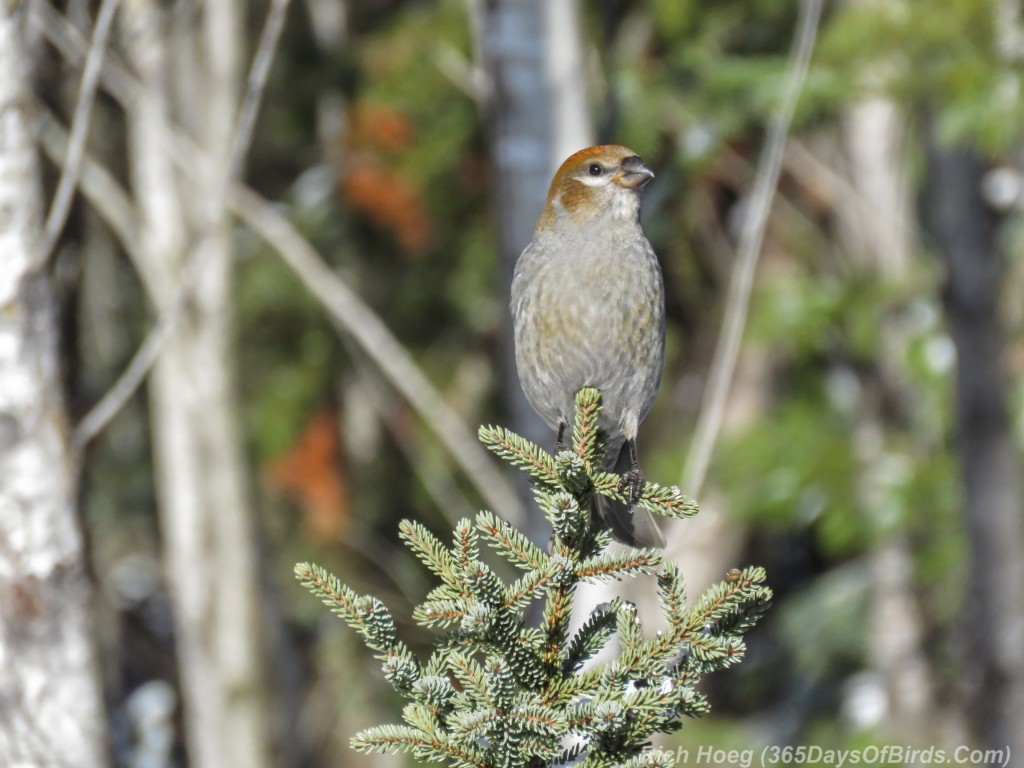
[480,0,592,542]
[0,6,105,765]
[482,0,559,474]
[839,96,936,739]
[121,2,271,766]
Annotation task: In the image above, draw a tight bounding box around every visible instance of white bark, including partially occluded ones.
[544,0,593,164]
[839,57,936,738]
[0,6,105,766]
[121,2,271,766]
[865,538,933,730]
[841,98,912,279]
[482,0,561,488]
[482,0,593,543]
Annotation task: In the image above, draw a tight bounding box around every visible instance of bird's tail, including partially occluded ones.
[594,441,665,548]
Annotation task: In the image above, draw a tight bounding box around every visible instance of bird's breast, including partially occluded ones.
[512,226,665,433]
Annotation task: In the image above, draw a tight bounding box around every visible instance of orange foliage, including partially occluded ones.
[348,102,415,153]
[341,157,432,252]
[337,101,432,253]
[267,410,349,541]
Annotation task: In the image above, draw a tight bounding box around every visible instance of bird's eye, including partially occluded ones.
[588,163,603,176]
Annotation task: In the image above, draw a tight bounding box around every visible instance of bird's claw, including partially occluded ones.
[554,422,568,455]
[618,468,645,506]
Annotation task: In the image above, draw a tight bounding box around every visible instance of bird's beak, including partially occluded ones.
[616,155,655,189]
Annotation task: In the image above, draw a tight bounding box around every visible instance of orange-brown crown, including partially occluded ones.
[537,145,649,231]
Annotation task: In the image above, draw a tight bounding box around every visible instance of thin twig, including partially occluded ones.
[36,105,193,452]
[36,107,137,260]
[680,0,824,498]
[228,0,292,183]
[36,107,171,454]
[32,1,143,104]
[338,331,480,526]
[73,297,185,453]
[38,0,120,262]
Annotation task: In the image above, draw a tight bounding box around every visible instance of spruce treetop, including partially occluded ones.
[296,388,771,768]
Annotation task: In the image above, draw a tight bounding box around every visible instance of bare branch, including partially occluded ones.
[680,0,823,498]
[101,0,296,463]
[72,298,183,453]
[38,0,120,262]
[785,138,918,253]
[228,0,292,182]
[36,107,138,261]
[35,19,524,518]
[228,185,526,524]
[33,1,142,104]
[36,107,177,452]
[38,107,198,454]
[31,2,196,177]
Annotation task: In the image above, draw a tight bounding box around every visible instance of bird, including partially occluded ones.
[511,145,666,548]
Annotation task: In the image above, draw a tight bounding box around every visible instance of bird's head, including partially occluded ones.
[536,145,654,233]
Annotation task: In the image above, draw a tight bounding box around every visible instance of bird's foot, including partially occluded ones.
[617,467,645,506]
[554,421,569,455]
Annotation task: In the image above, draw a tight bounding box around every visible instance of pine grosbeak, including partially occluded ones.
[511,145,666,547]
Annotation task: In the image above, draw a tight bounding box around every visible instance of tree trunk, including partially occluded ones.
[121,2,272,766]
[923,138,1024,764]
[0,6,106,765]
[481,0,558,461]
[479,0,592,541]
[840,95,935,739]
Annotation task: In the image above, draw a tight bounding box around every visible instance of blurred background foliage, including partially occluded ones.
[60,0,1024,765]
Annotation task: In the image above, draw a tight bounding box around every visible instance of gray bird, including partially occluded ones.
[510,145,666,548]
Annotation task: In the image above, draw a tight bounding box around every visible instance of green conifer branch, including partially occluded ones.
[562,600,621,674]
[620,749,677,768]
[506,562,561,608]
[686,567,771,637]
[447,651,491,701]
[479,425,560,489]
[297,389,772,768]
[575,550,663,582]
[591,475,700,520]
[352,725,489,768]
[476,510,549,570]
[399,520,468,597]
[455,518,481,583]
[571,388,605,466]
